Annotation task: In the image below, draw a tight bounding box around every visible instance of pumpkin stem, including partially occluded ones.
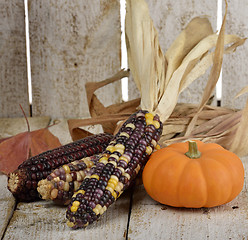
[185,140,201,159]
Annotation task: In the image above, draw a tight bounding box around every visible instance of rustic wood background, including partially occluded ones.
[0,1,248,239]
[0,0,247,117]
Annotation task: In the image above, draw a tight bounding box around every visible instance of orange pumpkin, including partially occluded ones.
[142,140,244,208]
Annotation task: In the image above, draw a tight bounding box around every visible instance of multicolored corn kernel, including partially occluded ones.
[37,155,101,205]
[7,133,113,202]
[66,110,163,229]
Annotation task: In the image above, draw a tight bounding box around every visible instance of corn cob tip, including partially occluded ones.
[8,169,27,194]
[37,179,53,200]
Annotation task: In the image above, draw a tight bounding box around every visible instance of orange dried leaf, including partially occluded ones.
[0,127,61,175]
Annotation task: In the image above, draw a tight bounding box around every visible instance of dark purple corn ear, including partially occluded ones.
[37,154,101,205]
[66,110,163,229]
[7,133,113,202]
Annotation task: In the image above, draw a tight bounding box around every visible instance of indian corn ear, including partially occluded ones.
[37,154,101,205]
[66,110,163,229]
[7,133,113,202]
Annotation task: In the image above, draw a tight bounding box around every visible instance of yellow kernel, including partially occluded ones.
[155,144,161,150]
[91,174,99,180]
[64,182,69,191]
[109,154,119,160]
[79,170,85,179]
[107,182,115,190]
[112,190,117,199]
[67,221,75,228]
[115,182,123,192]
[123,172,130,180]
[115,148,124,155]
[63,165,70,174]
[66,173,72,182]
[106,145,115,153]
[108,178,118,186]
[151,139,157,147]
[99,207,105,215]
[134,164,141,174]
[145,112,154,120]
[70,205,78,212]
[110,175,119,182]
[76,172,82,181]
[120,132,130,138]
[115,144,125,150]
[72,200,80,207]
[72,193,77,198]
[99,157,108,164]
[95,204,102,210]
[54,176,60,182]
[126,123,135,129]
[146,146,153,155]
[152,120,160,129]
[74,181,80,191]
[117,167,125,174]
[103,153,110,158]
[84,158,94,168]
[76,189,85,195]
[106,186,114,194]
[102,206,107,214]
[109,160,117,168]
[51,188,58,199]
[146,118,153,125]
[119,156,129,163]
[93,204,102,215]
[88,161,94,168]
[93,208,99,215]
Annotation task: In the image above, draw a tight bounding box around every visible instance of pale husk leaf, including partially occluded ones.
[230,99,248,156]
[125,0,166,111]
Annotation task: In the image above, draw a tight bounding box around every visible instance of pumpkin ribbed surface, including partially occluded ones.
[142,140,244,208]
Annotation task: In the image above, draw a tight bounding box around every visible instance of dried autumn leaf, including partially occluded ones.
[0,108,61,175]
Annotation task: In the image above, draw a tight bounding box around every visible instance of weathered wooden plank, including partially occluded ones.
[3,191,131,240]
[0,174,16,239]
[0,117,51,238]
[29,0,122,119]
[128,157,248,240]
[128,0,218,105]
[0,117,129,239]
[0,0,29,117]
[222,0,248,109]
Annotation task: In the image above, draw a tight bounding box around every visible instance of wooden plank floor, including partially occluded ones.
[0,118,247,240]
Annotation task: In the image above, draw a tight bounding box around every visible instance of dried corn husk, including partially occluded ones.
[125,0,247,156]
[68,0,247,157]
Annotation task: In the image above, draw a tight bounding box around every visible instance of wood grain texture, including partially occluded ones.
[29,0,122,119]
[3,191,131,240]
[128,157,248,240]
[222,0,248,109]
[0,0,29,118]
[0,174,16,239]
[128,0,218,105]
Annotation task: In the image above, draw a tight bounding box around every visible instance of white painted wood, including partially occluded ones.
[222,0,248,109]
[0,116,50,238]
[128,157,248,240]
[29,0,122,119]
[2,192,131,240]
[0,0,29,117]
[0,174,16,239]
